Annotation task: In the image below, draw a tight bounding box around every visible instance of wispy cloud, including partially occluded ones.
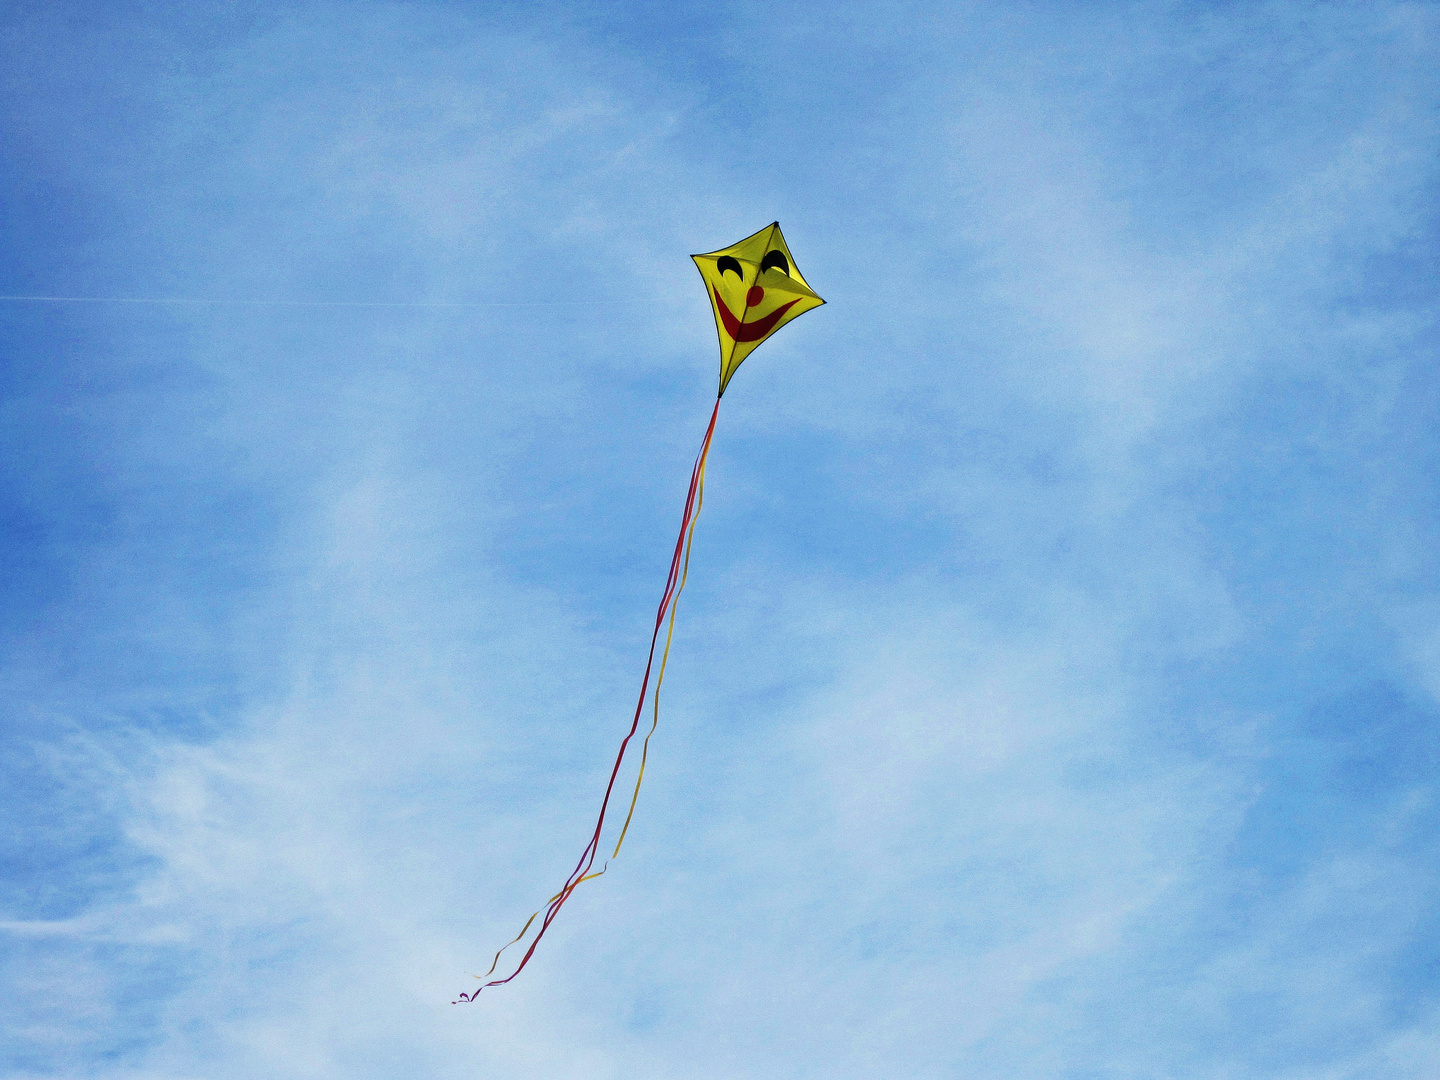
[3,2,1438,1077]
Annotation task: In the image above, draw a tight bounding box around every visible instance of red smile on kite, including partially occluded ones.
[712,285,800,343]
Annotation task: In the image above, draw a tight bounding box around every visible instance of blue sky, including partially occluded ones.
[2,2,1438,1076]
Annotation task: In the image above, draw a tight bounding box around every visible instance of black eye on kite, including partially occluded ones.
[760,250,790,276]
[717,256,743,278]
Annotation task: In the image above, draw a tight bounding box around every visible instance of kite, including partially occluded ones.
[454,222,824,1002]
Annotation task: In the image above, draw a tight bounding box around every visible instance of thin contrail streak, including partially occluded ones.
[0,295,664,308]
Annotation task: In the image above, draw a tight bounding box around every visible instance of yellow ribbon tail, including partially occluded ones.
[475,867,609,978]
[612,441,710,860]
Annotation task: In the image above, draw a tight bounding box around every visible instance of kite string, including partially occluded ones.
[455,397,721,1003]
[612,430,710,859]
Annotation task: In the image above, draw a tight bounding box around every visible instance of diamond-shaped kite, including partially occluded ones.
[692,220,826,396]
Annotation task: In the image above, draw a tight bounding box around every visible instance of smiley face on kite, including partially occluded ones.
[692,221,825,395]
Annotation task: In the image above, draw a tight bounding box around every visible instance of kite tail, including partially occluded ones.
[612,426,709,859]
[455,397,720,1004]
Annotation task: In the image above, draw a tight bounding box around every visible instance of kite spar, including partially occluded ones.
[455,222,824,1002]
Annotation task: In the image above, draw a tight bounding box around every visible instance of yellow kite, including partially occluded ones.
[456,222,824,1002]
[692,221,826,395]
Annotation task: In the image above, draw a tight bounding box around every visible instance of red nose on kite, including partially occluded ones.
[746,285,765,307]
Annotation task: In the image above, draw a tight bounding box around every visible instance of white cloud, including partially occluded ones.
[5,3,1439,1078]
